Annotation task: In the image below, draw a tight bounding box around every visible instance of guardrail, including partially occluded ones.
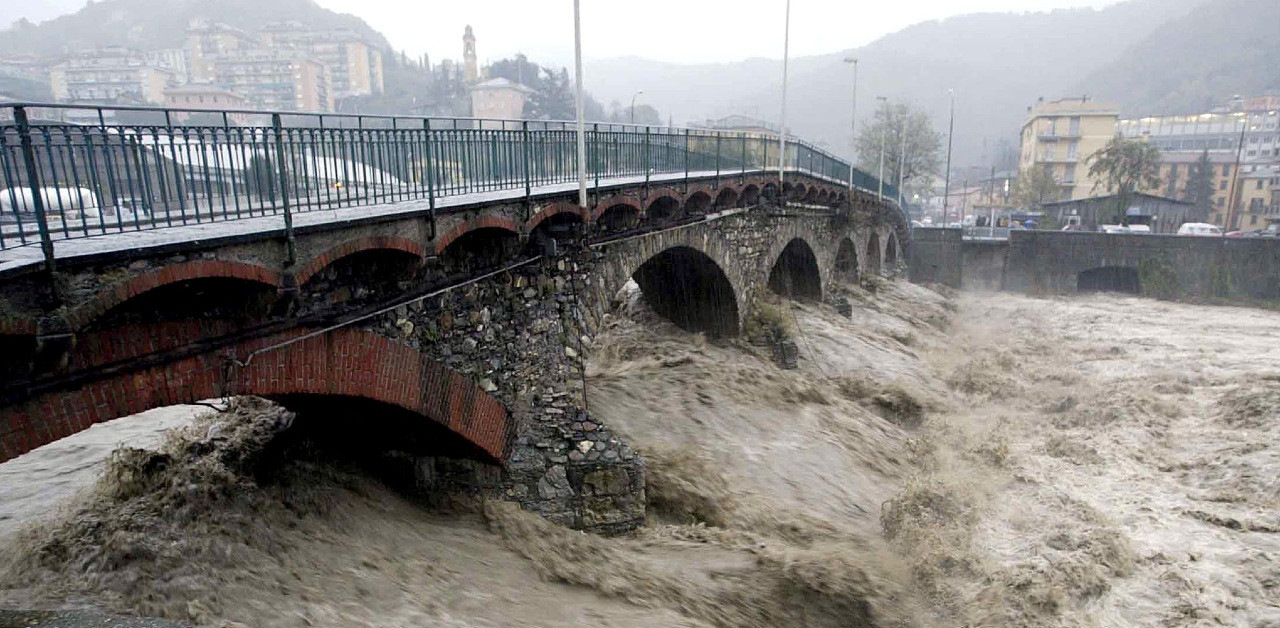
[0,102,898,267]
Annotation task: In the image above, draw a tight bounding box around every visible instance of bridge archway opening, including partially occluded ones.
[267,394,500,471]
[646,196,682,226]
[866,233,882,275]
[763,183,779,205]
[1078,266,1141,295]
[632,246,739,338]
[835,237,859,283]
[597,203,640,234]
[683,192,712,217]
[768,238,823,301]
[886,234,899,268]
[790,184,807,203]
[439,227,521,273]
[87,276,277,331]
[713,188,739,211]
[804,187,820,204]
[739,185,760,207]
[525,211,584,257]
[301,248,421,306]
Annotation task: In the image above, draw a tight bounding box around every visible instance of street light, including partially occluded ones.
[942,89,955,229]
[843,57,858,196]
[630,90,644,124]
[876,96,888,201]
[897,104,908,209]
[778,0,792,186]
[573,0,587,209]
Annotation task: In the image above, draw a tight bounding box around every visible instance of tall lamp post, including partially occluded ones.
[876,96,888,201]
[629,90,645,124]
[778,0,792,187]
[573,0,587,209]
[942,89,955,227]
[897,105,908,209]
[843,57,858,195]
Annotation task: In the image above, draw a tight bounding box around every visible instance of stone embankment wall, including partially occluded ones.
[910,228,1280,302]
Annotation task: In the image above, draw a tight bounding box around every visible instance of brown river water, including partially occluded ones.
[1,281,1277,627]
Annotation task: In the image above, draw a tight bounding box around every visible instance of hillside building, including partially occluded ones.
[469,78,532,122]
[259,22,384,97]
[48,46,175,105]
[212,51,331,112]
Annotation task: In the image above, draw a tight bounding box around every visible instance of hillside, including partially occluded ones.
[586,0,1208,169]
[0,0,387,56]
[1075,0,1280,116]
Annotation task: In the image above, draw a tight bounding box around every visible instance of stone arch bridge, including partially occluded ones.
[0,110,908,532]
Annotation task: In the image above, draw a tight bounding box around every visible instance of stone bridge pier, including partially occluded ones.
[0,175,908,533]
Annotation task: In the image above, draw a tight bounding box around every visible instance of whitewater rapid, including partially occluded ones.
[1,281,1277,627]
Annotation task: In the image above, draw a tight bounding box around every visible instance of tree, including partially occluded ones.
[1086,135,1162,224]
[854,102,943,200]
[1011,166,1063,210]
[1184,150,1214,222]
[524,68,576,120]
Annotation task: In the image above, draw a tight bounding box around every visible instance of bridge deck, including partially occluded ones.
[0,167,849,276]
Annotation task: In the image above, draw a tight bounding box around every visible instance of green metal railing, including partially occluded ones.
[0,103,898,265]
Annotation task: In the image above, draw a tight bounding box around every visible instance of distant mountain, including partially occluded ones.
[585,0,1211,169]
[1075,0,1280,116]
[0,0,388,56]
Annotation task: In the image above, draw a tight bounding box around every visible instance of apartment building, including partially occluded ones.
[212,51,332,112]
[186,20,259,83]
[1018,97,1120,201]
[48,46,175,104]
[259,22,384,97]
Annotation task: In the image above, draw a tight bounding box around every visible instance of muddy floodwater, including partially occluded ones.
[1,283,1278,627]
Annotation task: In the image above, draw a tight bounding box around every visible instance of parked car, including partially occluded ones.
[1126,224,1152,234]
[1177,222,1224,237]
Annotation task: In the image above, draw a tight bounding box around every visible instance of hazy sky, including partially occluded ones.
[6,0,1123,65]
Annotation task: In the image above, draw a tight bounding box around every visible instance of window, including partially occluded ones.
[1258,180,1265,190]
[1223,165,1232,177]
[1067,142,1078,159]
[1220,180,1229,190]
[1069,117,1081,135]
[1064,164,1076,183]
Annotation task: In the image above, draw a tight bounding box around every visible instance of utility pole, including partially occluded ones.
[844,57,858,196]
[778,0,791,187]
[897,107,908,209]
[877,96,888,201]
[573,0,587,209]
[942,89,955,228]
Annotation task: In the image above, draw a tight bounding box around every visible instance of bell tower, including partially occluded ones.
[463,25,478,83]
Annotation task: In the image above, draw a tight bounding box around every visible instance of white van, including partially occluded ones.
[1177,223,1223,237]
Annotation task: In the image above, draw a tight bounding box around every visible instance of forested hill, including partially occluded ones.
[1074,0,1280,116]
[0,0,388,56]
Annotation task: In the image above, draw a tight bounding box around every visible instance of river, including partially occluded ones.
[1,281,1276,626]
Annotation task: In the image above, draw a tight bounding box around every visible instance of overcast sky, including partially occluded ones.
[7,0,1123,65]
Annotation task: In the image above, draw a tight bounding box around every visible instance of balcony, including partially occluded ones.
[1036,132,1081,142]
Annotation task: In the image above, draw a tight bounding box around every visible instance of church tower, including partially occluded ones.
[463,25,478,83]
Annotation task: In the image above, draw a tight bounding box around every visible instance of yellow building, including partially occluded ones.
[1234,164,1280,230]
[1018,97,1119,201]
[259,23,385,97]
[212,52,332,112]
[163,85,249,124]
[185,21,258,83]
[469,78,532,122]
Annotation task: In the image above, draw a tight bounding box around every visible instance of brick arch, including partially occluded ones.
[644,194,682,213]
[66,260,281,330]
[0,327,509,464]
[590,198,642,222]
[435,216,521,255]
[295,235,426,285]
[527,202,588,232]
